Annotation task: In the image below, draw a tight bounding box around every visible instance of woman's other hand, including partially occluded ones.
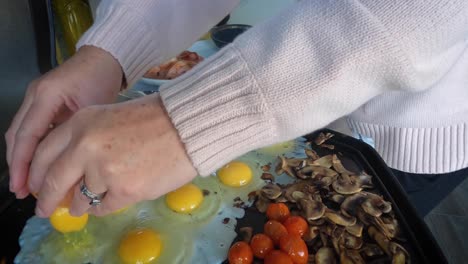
[6,46,123,198]
[29,95,197,217]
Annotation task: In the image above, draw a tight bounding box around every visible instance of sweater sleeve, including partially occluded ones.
[77,0,239,86]
[159,0,468,176]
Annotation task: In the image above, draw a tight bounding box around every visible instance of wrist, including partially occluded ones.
[73,45,126,91]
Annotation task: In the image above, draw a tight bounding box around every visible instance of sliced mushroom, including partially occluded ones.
[324,209,357,226]
[389,242,409,264]
[286,157,305,168]
[320,231,330,247]
[360,243,384,257]
[284,182,308,202]
[261,163,271,172]
[368,226,391,255]
[255,195,270,213]
[372,216,398,239]
[304,226,321,241]
[332,154,355,175]
[292,191,306,201]
[305,148,320,160]
[311,192,323,203]
[261,183,283,200]
[381,215,401,238]
[332,174,362,195]
[317,176,334,188]
[322,224,334,237]
[299,198,326,221]
[274,196,288,203]
[392,250,407,264]
[339,248,365,264]
[275,156,295,177]
[341,232,363,249]
[361,200,383,218]
[300,165,338,179]
[261,173,275,182]
[308,218,326,226]
[356,208,372,226]
[329,193,346,204]
[360,192,392,217]
[247,190,258,203]
[332,226,346,240]
[356,173,373,188]
[315,247,336,264]
[296,170,309,180]
[341,193,367,217]
[311,155,333,168]
[345,222,364,237]
[321,143,335,150]
[315,132,334,145]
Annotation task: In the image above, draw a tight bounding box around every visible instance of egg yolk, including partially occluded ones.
[49,206,89,233]
[217,161,253,187]
[118,228,162,264]
[165,184,204,213]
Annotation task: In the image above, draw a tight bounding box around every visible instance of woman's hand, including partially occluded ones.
[29,94,197,217]
[5,46,123,199]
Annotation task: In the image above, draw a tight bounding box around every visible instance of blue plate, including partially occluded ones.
[139,40,218,87]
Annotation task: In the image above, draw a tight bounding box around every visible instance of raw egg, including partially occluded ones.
[217,161,252,187]
[49,206,88,234]
[154,176,222,224]
[165,184,203,213]
[257,138,307,157]
[118,228,162,264]
[18,142,311,264]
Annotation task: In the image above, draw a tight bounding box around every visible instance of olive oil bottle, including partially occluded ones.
[52,0,94,63]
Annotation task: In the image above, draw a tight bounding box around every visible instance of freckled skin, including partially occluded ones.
[30,95,198,217]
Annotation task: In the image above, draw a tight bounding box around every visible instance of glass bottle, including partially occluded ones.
[52,0,94,61]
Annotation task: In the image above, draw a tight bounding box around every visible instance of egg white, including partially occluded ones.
[101,219,193,264]
[16,139,314,264]
[152,176,222,226]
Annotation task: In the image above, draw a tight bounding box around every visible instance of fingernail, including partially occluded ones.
[35,206,45,217]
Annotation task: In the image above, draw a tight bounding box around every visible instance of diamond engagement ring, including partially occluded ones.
[80,180,106,206]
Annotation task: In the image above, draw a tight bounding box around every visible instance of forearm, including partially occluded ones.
[77,0,239,86]
[160,0,468,175]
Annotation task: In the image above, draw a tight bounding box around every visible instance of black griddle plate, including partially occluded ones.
[223,129,447,264]
[0,129,447,264]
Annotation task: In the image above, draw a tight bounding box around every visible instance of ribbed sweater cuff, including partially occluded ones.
[77,2,160,86]
[160,46,276,176]
[348,120,468,174]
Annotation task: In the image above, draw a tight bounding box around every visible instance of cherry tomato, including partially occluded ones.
[228,241,253,264]
[250,233,274,259]
[264,220,288,245]
[266,203,290,222]
[264,250,294,264]
[283,216,308,238]
[279,234,309,264]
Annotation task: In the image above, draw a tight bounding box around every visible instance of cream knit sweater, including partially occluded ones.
[78,0,468,175]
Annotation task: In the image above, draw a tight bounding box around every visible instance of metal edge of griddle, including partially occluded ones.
[320,129,448,264]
